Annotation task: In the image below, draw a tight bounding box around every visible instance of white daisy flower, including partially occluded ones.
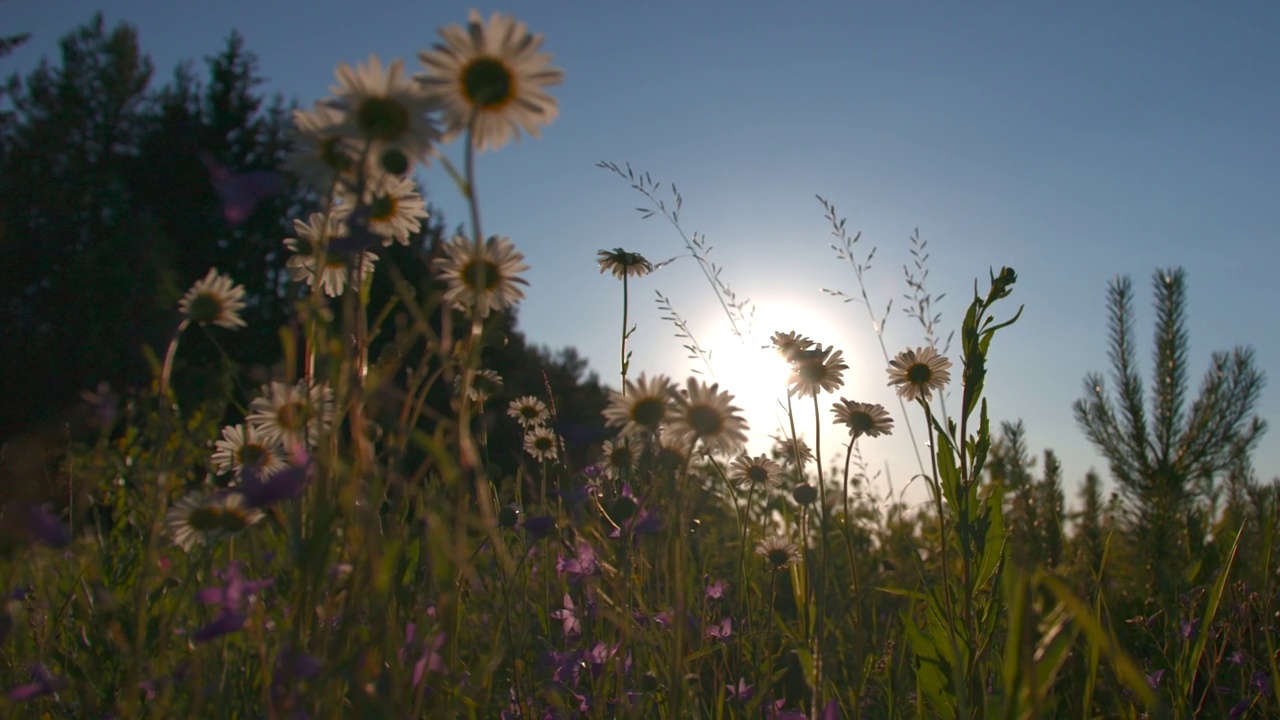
[165,492,263,552]
[287,101,362,192]
[433,235,529,318]
[417,11,563,151]
[670,378,749,456]
[343,173,428,247]
[523,426,559,463]
[178,268,247,330]
[246,380,335,449]
[284,211,377,298]
[507,395,550,428]
[211,423,287,482]
[328,55,439,175]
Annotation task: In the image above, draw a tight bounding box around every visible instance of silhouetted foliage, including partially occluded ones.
[1075,267,1267,601]
[0,16,609,469]
[0,16,300,437]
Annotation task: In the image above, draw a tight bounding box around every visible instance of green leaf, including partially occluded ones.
[1038,571,1156,707]
[1181,521,1244,708]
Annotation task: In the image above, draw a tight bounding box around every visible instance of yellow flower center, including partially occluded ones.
[187,293,223,324]
[321,136,354,172]
[379,148,409,175]
[630,397,666,430]
[461,57,515,109]
[218,509,251,533]
[277,402,311,432]
[849,412,874,433]
[238,443,267,468]
[609,446,633,467]
[188,506,222,533]
[356,97,410,141]
[907,364,933,385]
[687,405,724,437]
[369,193,398,222]
[463,259,502,291]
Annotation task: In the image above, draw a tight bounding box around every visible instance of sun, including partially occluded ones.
[696,298,871,454]
[703,325,792,444]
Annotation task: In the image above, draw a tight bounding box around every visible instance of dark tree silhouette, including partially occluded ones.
[1074,267,1266,600]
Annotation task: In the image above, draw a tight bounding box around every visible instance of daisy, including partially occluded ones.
[755,536,801,570]
[212,493,265,535]
[507,395,550,428]
[887,346,952,402]
[211,424,287,482]
[770,331,813,362]
[831,399,894,440]
[328,55,439,174]
[417,11,564,151]
[771,434,815,468]
[344,173,429,247]
[728,453,782,490]
[596,248,653,279]
[787,345,847,398]
[523,426,559,462]
[287,101,361,192]
[165,492,263,552]
[246,380,335,449]
[178,268,247,330]
[433,235,529,318]
[601,373,673,436]
[653,428,690,474]
[285,212,377,298]
[455,368,503,403]
[670,378,749,456]
[599,437,637,477]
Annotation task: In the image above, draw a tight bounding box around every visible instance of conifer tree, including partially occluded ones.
[1074,267,1266,600]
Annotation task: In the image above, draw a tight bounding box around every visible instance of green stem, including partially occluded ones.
[812,392,827,713]
[620,274,630,393]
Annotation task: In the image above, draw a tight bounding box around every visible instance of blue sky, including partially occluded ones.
[7,0,1279,508]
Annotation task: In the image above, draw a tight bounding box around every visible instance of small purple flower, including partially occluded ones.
[1145,668,1165,690]
[80,381,118,426]
[582,641,629,681]
[610,506,660,541]
[404,626,446,687]
[706,617,732,641]
[547,649,581,686]
[551,594,581,637]
[275,647,322,681]
[520,515,556,540]
[7,663,65,701]
[18,504,70,548]
[726,677,753,703]
[769,699,808,720]
[556,542,599,579]
[192,562,272,643]
[1180,618,1196,640]
[200,152,286,226]
[706,579,727,600]
[1228,649,1246,666]
[1252,670,1271,695]
[237,456,311,508]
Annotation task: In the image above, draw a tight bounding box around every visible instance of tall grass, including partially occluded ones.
[1,11,1276,720]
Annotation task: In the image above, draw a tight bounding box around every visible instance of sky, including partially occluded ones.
[6,0,1279,509]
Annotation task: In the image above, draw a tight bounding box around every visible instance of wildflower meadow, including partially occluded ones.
[1,10,1277,720]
